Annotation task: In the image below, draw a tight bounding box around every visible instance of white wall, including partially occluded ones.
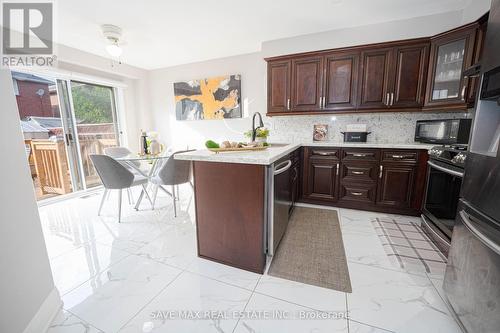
[461,0,491,24]
[148,52,267,149]
[261,10,464,58]
[0,69,57,333]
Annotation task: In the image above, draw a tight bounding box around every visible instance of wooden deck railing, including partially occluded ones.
[31,140,72,195]
[30,136,117,195]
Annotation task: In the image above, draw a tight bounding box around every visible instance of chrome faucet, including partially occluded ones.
[251,112,264,142]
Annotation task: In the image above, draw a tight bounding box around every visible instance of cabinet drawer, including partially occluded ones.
[341,149,380,162]
[381,150,418,163]
[340,184,376,203]
[341,163,378,183]
[307,147,340,160]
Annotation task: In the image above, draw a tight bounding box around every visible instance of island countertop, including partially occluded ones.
[174,142,435,165]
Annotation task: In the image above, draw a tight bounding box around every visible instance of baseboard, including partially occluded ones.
[23,287,62,333]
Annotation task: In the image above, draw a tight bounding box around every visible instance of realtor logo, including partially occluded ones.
[2,2,53,54]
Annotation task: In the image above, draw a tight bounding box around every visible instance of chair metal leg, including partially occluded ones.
[151,185,159,210]
[117,189,122,223]
[127,188,133,205]
[134,188,145,211]
[98,189,108,216]
[172,185,177,217]
[175,185,180,201]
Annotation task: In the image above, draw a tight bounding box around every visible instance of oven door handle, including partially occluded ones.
[427,160,464,178]
[460,210,500,255]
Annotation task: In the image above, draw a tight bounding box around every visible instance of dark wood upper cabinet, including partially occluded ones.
[358,48,392,109]
[424,23,478,110]
[265,18,486,116]
[391,43,429,109]
[291,56,323,111]
[267,60,291,113]
[323,52,359,110]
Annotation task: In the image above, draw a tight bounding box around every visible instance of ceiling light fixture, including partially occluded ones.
[101,24,123,58]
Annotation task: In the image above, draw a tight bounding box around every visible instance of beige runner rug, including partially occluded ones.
[268,207,352,292]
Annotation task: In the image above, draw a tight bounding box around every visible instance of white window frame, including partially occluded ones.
[12,78,19,95]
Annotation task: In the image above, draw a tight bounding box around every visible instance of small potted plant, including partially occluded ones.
[244,128,270,143]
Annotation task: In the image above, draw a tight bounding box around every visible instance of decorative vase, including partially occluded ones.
[150,138,161,155]
[255,137,267,143]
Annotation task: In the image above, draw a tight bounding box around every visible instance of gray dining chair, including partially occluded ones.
[135,150,194,217]
[90,154,153,222]
[104,146,141,204]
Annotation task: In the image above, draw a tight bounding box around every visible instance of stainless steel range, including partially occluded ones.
[421,145,467,256]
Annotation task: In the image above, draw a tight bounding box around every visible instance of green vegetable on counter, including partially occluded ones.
[205,140,220,149]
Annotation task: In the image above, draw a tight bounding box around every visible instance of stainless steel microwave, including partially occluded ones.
[415,119,472,144]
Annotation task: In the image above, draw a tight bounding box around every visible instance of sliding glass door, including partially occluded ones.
[12,70,121,200]
[69,81,120,188]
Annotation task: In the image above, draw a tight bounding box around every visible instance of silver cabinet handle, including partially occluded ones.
[351,192,363,196]
[352,171,364,175]
[390,92,394,106]
[460,210,500,255]
[379,165,383,179]
[287,98,290,110]
[461,85,466,100]
[392,155,404,159]
[322,96,325,108]
[386,93,390,105]
[352,153,367,157]
[313,151,336,156]
[336,163,340,176]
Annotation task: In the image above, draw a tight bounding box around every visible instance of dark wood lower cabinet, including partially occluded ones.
[376,164,416,209]
[302,148,340,203]
[301,147,428,216]
[193,161,266,274]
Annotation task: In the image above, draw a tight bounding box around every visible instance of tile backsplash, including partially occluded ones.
[268,111,470,144]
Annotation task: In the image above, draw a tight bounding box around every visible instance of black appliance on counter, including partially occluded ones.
[421,145,467,256]
[414,118,472,144]
[341,131,371,142]
[443,1,500,332]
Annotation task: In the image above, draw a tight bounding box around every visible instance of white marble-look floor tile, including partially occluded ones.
[119,271,252,333]
[233,292,348,333]
[347,262,462,333]
[135,223,198,270]
[255,274,347,313]
[186,257,262,290]
[47,309,104,333]
[348,320,394,333]
[51,241,130,295]
[62,254,182,333]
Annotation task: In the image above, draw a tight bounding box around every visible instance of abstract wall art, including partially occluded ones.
[174,74,241,120]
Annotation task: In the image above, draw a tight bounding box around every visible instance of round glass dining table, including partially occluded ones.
[114,153,171,178]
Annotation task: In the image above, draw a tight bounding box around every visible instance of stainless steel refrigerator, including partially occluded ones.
[443,1,500,332]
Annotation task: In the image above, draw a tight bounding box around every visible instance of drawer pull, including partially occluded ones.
[391,155,405,159]
[379,165,383,178]
[336,163,340,176]
[351,192,363,196]
[313,151,336,156]
[352,171,364,175]
[352,153,367,157]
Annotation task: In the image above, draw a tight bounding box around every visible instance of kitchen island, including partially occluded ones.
[175,142,433,273]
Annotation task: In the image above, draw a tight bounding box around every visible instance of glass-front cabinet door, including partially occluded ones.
[425,24,477,108]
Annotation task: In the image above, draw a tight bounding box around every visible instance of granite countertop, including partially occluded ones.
[174,142,434,165]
